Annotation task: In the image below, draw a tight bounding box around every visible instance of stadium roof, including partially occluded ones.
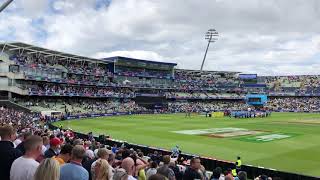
[176,68,240,75]
[0,42,111,63]
[103,56,177,66]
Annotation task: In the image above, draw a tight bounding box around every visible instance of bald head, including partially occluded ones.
[121,157,135,175]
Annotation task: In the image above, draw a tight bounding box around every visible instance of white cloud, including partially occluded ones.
[1,0,320,75]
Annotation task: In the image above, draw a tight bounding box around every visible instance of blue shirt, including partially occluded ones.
[60,162,89,180]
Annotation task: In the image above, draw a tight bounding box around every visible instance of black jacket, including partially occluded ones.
[15,141,26,155]
[0,141,23,180]
[44,148,57,158]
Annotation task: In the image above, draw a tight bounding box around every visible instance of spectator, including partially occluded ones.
[148,174,167,180]
[10,135,43,180]
[16,131,32,155]
[182,157,202,180]
[121,157,137,180]
[235,171,247,180]
[45,137,61,158]
[60,145,89,180]
[34,158,60,180]
[94,159,110,180]
[91,148,113,180]
[52,143,73,165]
[157,155,176,180]
[146,161,158,179]
[0,125,22,180]
[113,168,128,180]
[13,133,24,148]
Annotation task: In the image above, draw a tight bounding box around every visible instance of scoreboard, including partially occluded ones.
[245,94,268,106]
[239,74,257,84]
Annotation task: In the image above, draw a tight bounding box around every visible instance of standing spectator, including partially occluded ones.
[146,161,158,179]
[45,137,61,158]
[0,125,22,180]
[13,133,24,148]
[16,131,32,155]
[10,135,43,180]
[94,159,110,180]
[183,157,202,180]
[52,143,73,165]
[34,158,60,180]
[157,155,176,180]
[235,171,247,180]
[91,148,113,180]
[60,145,89,180]
[121,157,137,180]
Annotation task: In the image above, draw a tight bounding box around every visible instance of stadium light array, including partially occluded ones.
[200,29,219,71]
[0,0,13,13]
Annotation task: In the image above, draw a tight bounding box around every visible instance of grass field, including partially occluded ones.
[53,112,320,177]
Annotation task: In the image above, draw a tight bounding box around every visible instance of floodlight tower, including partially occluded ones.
[0,0,13,13]
[200,29,219,71]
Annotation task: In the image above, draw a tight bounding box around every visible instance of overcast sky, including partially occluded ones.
[0,0,320,75]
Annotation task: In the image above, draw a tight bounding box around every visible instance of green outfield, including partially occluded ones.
[53,112,320,177]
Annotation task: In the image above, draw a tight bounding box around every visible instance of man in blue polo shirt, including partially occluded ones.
[60,145,89,180]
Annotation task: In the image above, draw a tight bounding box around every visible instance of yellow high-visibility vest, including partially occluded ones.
[232,169,237,176]
[236,159,242,167]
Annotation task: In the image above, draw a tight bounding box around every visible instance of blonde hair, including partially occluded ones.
[34,158,60,180]
[95,159,110,180]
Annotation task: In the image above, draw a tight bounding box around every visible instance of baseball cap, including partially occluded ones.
[50,137,61,146]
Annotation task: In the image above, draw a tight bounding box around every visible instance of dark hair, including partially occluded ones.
[211,169,221,179]
[60,143,73,155]
[151,161,158,168]
[238,171,247,180]
[190,157,200,164]
[148,174,166,180]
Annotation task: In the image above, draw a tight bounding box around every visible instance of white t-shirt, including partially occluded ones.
[13,139,22,148]
[10,156,39,180]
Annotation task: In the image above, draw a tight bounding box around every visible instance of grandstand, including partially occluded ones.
[1,42,320,180]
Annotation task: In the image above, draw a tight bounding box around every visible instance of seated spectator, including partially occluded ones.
[182,157,202,180]
[60,145,89,180]
[157,155,175,180]
[45,137,61,158]
[34,158,60,180]
[10,135,43,180]
[53,143,73,165]
[0,125,23,180]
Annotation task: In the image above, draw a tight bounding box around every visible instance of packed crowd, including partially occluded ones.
[15,98,148,116]
[27,84,135,98]
[267,97,320,112]
[168,101,250,113]
[116,66,172,79]
[11,53,109,76]
[0,107,278,180]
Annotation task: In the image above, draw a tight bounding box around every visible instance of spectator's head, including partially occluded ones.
[162,155,171,165]
[71,145,86,162]
[50,137,61,151]
[238,171,247,180]
[259,175,268,180]
[190,157,201,170]
[73,138,83,146]
[108,153,115,165]
[121,157,135,176]
[95,159,110,180]
[150,161,158,169]
[113,168,128,180]
[24,135,43,158]
[23,131,32,141]
[59,143,73,162]
[34,158,60,180]
[148,174,167,180]
[211,168,221,179]
[0,125,16,141]
[42,136,49,146]
[97,148,111,160]
[225,175,233,180]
